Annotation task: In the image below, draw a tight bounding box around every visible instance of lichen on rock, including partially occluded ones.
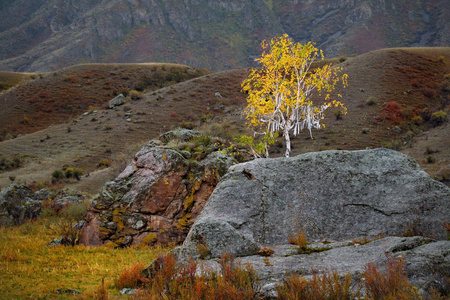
[79,130,236,247]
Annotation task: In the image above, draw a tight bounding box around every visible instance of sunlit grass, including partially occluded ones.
[0,218,171,299]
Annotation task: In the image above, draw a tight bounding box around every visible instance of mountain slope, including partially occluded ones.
[0,48,448,193]
[0,0,448,72]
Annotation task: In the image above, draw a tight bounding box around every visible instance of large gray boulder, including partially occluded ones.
[0,184,42,226]
[178,148,450,259]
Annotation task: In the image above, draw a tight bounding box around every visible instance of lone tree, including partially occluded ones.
[242,34,348,157]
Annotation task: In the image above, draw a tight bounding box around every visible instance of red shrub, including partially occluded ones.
[362,256,421,300]
[421,86,436,98]
[38,91,48,98]
[377,101,403,124]
[115,262,148,290]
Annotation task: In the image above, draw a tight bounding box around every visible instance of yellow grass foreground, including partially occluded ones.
[0,218,171,299]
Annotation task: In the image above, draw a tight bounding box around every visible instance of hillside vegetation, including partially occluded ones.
[0,47,449,195]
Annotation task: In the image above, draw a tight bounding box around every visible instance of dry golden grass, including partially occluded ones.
[0,218,171,299]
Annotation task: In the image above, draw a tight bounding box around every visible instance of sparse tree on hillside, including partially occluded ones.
[242,34,348,157]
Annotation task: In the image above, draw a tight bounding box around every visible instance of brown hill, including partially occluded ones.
[0,48,448,194]
[0,63,208,140]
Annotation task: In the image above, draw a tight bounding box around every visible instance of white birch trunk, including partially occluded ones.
[284,128,291,157]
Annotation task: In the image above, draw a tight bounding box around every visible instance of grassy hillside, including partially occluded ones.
[0,48,449,195]
[0,63,209,140]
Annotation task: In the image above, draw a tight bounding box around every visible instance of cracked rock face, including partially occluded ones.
[178,148,450,259]
[79,135,236,247]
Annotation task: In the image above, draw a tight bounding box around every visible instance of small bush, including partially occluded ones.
[0,156,23,172]
[65,167,74,178]
[137,253,260,299]
[192,135,212,148]
[64,167,83,180]
[430,110,447,127]
[277,269,355,300]
[128,90,143,100]
[421,86,436,98]
[51,169,64,182]
[64,74,79,83]
[411,115,423,125]
[20,116,30,124]
[333,109,344,120]
[365,96,377,106]
[383,140,402,151]
[362,256,421,300]
[61,200,89,222]
[200,113,213,123]
[257,247,275,257]
[97,159,112,169]
[288,228,308,250]
[378,102,403,124]
[179,121,195,130]
[115,262,148,290]
[277,256,428,300]
[425,146,439,155]
[426,155,436,164]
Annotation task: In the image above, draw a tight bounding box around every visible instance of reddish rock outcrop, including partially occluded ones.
[80,133,235,247]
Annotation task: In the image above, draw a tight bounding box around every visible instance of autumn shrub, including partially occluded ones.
[378,101,403,124]
[362,256,421,300]
[64,167,83,180]
[334,109,344,120]
[277,256,435,300]
[426,155,436,164]
[257,247,275,257]
[136,253,260,300]
[288,227,308,250]
[383,140,402,151]
[115,262,149,290]
[430,110,447,127]
[365,96,377,106]
[48,217,81,246]
[97,159,112,169]
[192,135,212,148]
[129,90,143,100]
[179,121,195,130]
[277,269,356,300]
[64,74,79,83]
[0,155,23,172]
[51,169,64,183]
[421,86,436,98]
[61,200,89,222]
[411,115,424,125]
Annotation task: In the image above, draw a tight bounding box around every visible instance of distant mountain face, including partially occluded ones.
[0,0,448,72]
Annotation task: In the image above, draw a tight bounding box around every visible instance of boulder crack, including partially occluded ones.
[343,203,404,216]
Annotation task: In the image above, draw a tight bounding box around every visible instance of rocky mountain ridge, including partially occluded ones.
[0,0,448,72]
